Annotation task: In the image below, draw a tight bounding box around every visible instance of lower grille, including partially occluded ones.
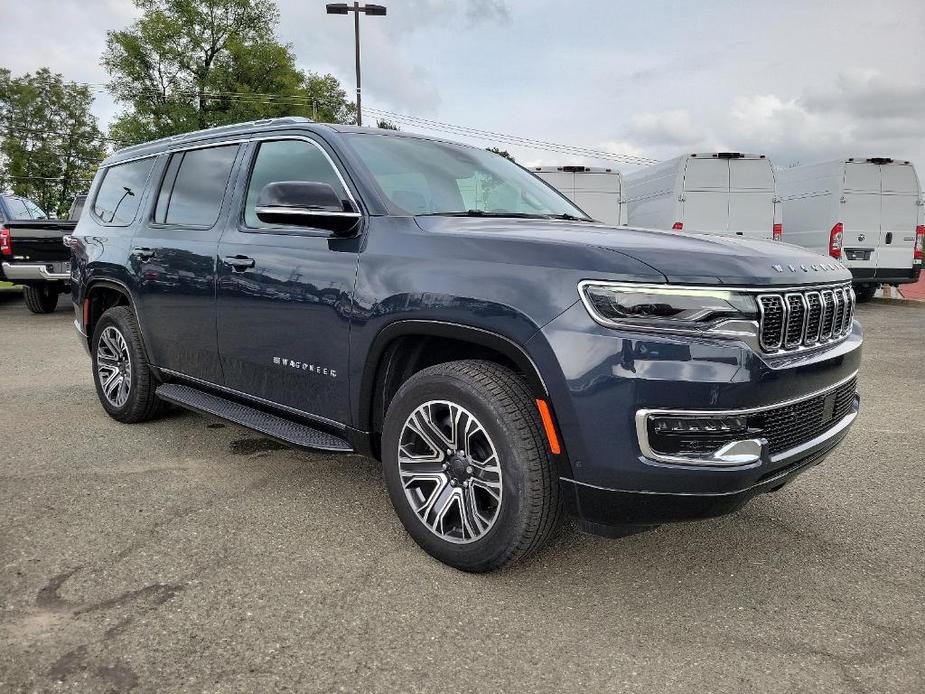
[644,375,858,460]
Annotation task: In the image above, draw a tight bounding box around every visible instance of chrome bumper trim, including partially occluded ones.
[635,370,859,467]
[2,261,70,281]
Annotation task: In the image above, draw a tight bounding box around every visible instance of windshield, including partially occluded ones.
[344,133,592,220]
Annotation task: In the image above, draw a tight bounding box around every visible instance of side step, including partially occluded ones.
[155,383,353,453]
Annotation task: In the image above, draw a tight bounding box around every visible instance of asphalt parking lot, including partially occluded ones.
[1,290,923,693]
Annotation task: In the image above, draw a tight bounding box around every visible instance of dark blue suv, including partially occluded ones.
[70,118,861,571]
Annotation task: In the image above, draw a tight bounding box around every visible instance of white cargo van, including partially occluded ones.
[532,166,626,226]
[622,153,782,241]
[777,158,923,301]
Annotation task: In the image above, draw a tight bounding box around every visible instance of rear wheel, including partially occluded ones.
[23,284,59,313]
[91,306,169,423]
[854,284,878,303]
[381,360,562,572]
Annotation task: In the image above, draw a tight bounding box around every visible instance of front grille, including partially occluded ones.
[759,284,854,353]
[753,376,857,454]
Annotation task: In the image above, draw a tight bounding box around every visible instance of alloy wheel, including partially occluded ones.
[96,326,132,408]
[398,400,503,544]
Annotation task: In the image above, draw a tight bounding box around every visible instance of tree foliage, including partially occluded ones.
[376,119,400,130]
[486,146,514,162]
[103,0,356,143]
[0,68,106,217]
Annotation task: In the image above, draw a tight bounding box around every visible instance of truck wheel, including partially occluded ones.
[381,360,562,572]
[854,284,878,303]
[23,284,59,313]
[91,306,168,423]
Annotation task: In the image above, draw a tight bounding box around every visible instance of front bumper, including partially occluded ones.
[561,394,859,526]
[1,261,70,282]
[529,300,863,527]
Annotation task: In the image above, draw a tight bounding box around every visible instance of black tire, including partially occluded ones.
[91,306,169,423]
[381,360,562,572]
[854,284,878,303]
[23,284,59,314]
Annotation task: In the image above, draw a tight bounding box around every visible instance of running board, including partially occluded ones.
[155,383,353,452]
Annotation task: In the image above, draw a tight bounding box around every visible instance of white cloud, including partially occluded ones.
[629,110,706,147]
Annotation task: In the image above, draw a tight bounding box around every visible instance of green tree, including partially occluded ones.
[486,146,514,162]
[0,68,106,217]
[376,119,400,130]
[103,0,356,143]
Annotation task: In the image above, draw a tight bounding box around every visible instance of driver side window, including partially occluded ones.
[244,140,348,228]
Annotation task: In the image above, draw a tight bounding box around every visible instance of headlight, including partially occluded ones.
[578,281,758,336]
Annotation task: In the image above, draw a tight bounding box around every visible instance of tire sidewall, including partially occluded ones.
[382,370,538,571]
[91,309,144,420]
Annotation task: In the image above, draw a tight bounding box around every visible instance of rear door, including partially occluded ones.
[681,158,729,233]
[841,163,885,274]
[129,143,243,383]
[572,172,622,226]
[215,136,359,423]
[727,158,776,240]
[878,164,919,274]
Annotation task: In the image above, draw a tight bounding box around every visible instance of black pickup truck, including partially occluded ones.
[70,118,862,571]
[0,194,76,313]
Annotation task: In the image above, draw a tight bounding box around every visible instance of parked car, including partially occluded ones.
[623,152,782,241]
[777,158,923,302]
[532,166,626,226]
[0,193,75,313]
[69,118,862,571]
[68,194,88,221]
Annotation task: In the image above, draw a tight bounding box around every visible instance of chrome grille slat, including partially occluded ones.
[804,291,822,344]
[759,283,853,353]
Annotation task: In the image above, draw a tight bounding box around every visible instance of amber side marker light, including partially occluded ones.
[535,399,561,455]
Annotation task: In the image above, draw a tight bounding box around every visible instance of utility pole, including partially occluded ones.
[326,3,387,127]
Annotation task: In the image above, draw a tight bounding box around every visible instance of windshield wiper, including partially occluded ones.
[418,210,553,219]
[548,213,595,222]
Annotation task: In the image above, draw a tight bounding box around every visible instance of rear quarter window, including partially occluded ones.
[93,157,157,226]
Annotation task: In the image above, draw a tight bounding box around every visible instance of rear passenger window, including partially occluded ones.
[154,145,238,227]
[93,158,156,225]
[243,140,348,228]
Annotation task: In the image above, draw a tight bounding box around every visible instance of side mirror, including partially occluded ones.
[255,181,360,234]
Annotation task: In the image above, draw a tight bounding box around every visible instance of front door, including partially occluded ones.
[130,143,243,382]
[216,137,360,424]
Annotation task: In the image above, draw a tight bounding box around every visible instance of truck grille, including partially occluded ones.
[758,284,854,353]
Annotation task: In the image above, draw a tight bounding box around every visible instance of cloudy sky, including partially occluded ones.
[5,0,924,173]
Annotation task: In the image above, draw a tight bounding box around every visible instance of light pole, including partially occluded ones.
[325,3,387,127]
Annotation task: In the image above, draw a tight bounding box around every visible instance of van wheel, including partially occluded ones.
[854,285,877,303]
[381,360,562,572]
[91,306,169,423]
[23,284,59,313]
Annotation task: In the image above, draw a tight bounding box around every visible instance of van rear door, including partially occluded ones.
[571,172,623,226]
[878,163,919,276]
[841,162,882,274]
[727,158,776,240]
[680,158,729,233]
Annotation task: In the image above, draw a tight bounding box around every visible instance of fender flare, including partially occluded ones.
[357,319,549,432]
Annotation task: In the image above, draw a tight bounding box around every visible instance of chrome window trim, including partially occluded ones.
[635,369,859,466]
[254,206,361,218]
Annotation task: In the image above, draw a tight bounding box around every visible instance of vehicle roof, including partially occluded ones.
[101,118,477,167]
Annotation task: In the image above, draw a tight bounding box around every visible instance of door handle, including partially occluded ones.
[224,255,255,271]
[132,246,155,260]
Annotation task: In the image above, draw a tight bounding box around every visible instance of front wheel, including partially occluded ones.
[91,306,169,423]
[23,284,59,313]
[381,360,562,572]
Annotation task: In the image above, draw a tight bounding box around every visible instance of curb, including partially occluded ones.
[867,297,925,308]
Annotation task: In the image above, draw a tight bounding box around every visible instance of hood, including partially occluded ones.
[414,217,852,286]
